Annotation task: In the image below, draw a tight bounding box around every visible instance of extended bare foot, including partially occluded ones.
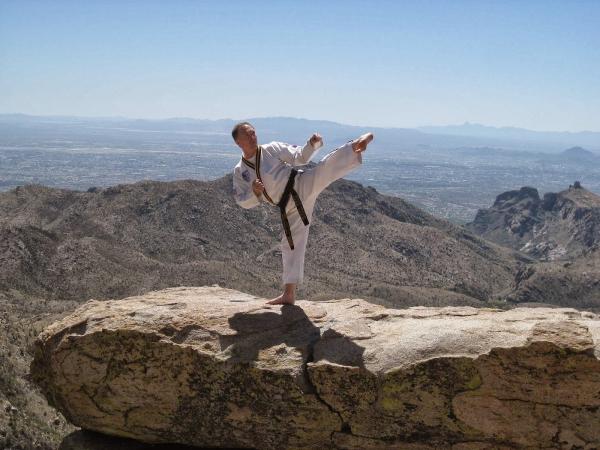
[266,293,295,305]
[352,132,374,153]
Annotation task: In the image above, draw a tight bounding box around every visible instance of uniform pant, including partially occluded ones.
[281,141,362,284]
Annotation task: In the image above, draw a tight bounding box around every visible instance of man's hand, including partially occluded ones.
[252,179,265,197]
[309,133,323,149]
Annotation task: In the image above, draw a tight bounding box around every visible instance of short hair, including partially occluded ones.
[231,121,253,141]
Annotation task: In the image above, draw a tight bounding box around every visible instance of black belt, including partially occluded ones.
[242,146,275,204]
[242,147,309,250]
[278,169,309,250]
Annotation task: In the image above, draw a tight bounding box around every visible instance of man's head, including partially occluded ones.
[232,122,258,155]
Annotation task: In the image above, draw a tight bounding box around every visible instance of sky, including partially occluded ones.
[1,0,599,132]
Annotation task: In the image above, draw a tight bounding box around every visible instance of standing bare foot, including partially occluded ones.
[266,293,295,305]
[352,132,374,153]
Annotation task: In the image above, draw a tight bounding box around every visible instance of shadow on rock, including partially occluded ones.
[223,304,366,367]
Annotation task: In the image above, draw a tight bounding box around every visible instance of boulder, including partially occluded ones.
[31,286,600,449]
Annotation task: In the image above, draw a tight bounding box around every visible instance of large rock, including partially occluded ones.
[31,286,600,449]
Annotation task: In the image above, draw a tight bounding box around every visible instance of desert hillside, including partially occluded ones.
[0,175,528,448]
[465,183,600,310]
[1,175,525,308]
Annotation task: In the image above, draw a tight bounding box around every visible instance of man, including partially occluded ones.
[232,121,373,305]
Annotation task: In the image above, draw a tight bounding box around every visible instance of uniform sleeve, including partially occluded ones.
[233,167,261,209]
[271,140,319,166]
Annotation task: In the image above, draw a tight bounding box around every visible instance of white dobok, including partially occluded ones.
[233,139,362,284]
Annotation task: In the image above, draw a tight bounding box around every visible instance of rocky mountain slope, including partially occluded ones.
[465,183,600,311]
[0,176,524,308]
[1,175,529,448]
[465,183,600,261]
[505,247,600,311]
[4,175,600,448]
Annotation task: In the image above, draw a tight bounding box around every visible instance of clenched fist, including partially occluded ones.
[252,179,265,196]
[309,133,323,149]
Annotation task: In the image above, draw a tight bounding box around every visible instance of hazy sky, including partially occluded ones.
[1,0,599,131]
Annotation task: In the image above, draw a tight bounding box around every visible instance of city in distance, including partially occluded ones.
[1,113,599,224]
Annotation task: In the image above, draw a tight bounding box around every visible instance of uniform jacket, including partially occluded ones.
[232,140,319,209]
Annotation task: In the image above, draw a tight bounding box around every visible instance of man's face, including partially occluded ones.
[236,124,258,150]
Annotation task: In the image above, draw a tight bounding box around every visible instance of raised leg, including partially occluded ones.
[269,133,373,305]
[297,135,372,202]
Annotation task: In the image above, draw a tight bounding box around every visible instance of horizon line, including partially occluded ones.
[1,111,599,135]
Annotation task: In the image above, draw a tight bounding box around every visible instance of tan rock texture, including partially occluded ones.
[30,286,600,449]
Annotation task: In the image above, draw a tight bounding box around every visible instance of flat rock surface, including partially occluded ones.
[31,286,600,449]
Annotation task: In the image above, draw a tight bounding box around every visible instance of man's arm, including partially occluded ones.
[272,133,323,166]
[232,167,261,209]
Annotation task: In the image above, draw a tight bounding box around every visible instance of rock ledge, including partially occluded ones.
[31,286,600,449]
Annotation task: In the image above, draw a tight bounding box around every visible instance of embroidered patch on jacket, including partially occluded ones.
[242,170,250,182]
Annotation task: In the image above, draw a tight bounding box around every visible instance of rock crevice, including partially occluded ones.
[31,286,600,449]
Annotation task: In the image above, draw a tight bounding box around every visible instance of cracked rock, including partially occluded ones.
[30,286,600,449]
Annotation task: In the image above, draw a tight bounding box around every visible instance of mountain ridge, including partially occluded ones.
[3,113,599,151]
[465,183,600,260]
[465,183,600,310]
[0,175,523,308]
[2,175,600,448]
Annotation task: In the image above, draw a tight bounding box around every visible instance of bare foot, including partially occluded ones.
[266,293,295,305]
[352,132,374,153]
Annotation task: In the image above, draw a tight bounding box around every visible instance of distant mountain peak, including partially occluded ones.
[417,122,600,151]
[493,186,540,207]
[564,146,587,152]
[559,183,600,208]
[561,146,597,158]
[466,183,600,261]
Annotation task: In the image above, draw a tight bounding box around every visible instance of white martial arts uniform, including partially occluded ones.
[233,139,362,284]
